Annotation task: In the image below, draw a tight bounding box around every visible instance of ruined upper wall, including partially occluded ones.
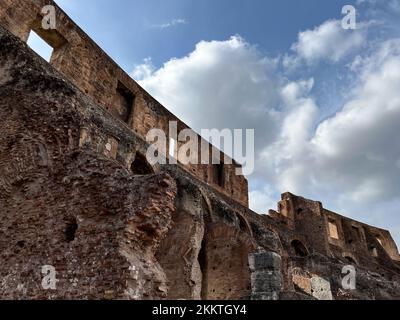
[270,193,400,267]
[0,0,248,206]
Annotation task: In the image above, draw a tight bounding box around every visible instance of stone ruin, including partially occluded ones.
[0,0,400,300]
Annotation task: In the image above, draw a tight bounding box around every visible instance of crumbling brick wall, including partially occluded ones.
[2,1,400,301]
[0,0,249,206]
[0,27,177,299]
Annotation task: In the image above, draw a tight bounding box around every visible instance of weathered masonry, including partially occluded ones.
[1,0,400,300]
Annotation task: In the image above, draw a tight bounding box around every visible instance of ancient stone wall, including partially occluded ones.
[0,26,178,299]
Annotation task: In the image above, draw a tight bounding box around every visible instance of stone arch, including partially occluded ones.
[194,193,258,300]
[200,223,256,300]
[19,134,53,169]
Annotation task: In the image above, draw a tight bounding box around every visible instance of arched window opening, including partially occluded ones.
[352,226,361,240]
[237,214,251,236]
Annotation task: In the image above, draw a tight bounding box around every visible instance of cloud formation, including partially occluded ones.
[133,35,281,151]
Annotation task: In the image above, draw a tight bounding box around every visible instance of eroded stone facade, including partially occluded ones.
[1,0,400,300]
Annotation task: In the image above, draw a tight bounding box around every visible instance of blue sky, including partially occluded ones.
[54,0,358,70]
[28,0,400,244]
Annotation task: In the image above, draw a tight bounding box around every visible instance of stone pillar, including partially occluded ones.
[248,251,282,300]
